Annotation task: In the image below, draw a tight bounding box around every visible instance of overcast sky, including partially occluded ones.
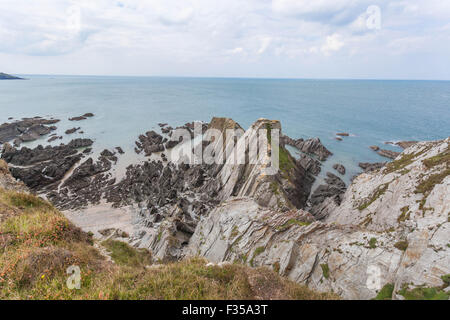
[1,0,449,79]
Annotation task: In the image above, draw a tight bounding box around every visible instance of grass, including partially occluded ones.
[358,183,389,211]
[266,122,296,175]
[249,246,265,267]
[373,283,394,300]
[383,145,432,174]
[398,286,449,300]
[415,169,450,196]
[276,219,311,232]
[102,239,151,268]
[394,241,409,251]
[368,238,377,249]
[397,206,410,223]
[422,146,450,169]
[0,186,338,300]
[441,274,450,287]
[320,264,330,279]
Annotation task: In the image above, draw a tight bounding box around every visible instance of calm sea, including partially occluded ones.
[1,75,449,184]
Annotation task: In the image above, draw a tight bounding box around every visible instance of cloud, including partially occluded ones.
[158,7,194,26]
[257,37,272,54]
[271,0,372,25]
[321,33,344,54]
[0,0,449,79]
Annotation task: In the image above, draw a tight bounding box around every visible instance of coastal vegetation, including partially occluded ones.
[0,187,337,300]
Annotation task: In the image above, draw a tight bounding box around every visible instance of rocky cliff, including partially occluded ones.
[1,116,448,299]
[187,137,450,299]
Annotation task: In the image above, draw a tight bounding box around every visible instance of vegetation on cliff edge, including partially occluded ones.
[0,187,338,300]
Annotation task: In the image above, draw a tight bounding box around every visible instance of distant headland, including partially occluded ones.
[0,72,24,80]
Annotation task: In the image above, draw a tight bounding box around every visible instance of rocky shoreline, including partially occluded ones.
[0,115,448,299]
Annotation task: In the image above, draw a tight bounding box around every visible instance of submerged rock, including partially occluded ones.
[0,117,59,144]
[282,136,333,161]
[359,162,386,172]
[333,163,346,175]
[377,149,401,159]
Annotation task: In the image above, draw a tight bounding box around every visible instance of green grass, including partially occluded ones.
[358,184,389,211]
[320,264,330,279]
[394,240,408,251]
[0,187,340,300]
[369,238,377,249]
[383,146,432,174]
[250,246,265,267]
[276,219,311,232]
[373,283,394,300]
[422,146,450,169]
[441,274,450,287]
[398,286,449,300]
[102,239,151,268]
[397,206,410,223]
[415,169,450,195]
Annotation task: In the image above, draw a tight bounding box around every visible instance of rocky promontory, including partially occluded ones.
[1,115,448,300]
[0,72,23,80]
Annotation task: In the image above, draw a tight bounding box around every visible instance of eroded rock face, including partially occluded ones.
[187,138,450,299]
[0,117,59,145]
[3,114,447,300]
[1,139,94,193]
[377,149,401,159]
[282,136,332,161]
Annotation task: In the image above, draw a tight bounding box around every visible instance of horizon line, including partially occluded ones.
[10,73,450,82]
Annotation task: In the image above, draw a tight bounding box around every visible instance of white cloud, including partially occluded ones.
[321,33,345,54]
[0,0,449,79]
[257,37,272,54]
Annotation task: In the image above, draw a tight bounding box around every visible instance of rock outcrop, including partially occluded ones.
[187,137,450,299]
[0,117,59,145]
[377,149,401,159]
[2,115,448,300]
[282,136,332,161]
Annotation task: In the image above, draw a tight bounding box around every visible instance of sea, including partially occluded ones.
[1,75,449,186]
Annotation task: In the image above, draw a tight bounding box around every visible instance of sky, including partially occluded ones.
[0,0,450,79]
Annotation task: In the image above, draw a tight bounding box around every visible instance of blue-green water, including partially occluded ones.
[1,75,449,183]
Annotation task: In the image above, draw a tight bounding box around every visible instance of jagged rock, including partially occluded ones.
[65,127,80,135]
[0,159,28,192]
[68,138,94,148]
[336,132,349,137]
[359,162,386,172]
[333,163,346,175]
[48,136,62,143]
[188,138,450,300]
[309,172,346,217]
[0,139,95,192]
[377,149,400,159]
[69,116,87,121]
[0,117,59,143]
[69,113,94,121]
[396,141,418,149]
[297,154,321,176]
[282,135,332,161]
[115,147,124,154]
[297,138,333,161]
[370,145,380,151]
[135,130,166,156]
